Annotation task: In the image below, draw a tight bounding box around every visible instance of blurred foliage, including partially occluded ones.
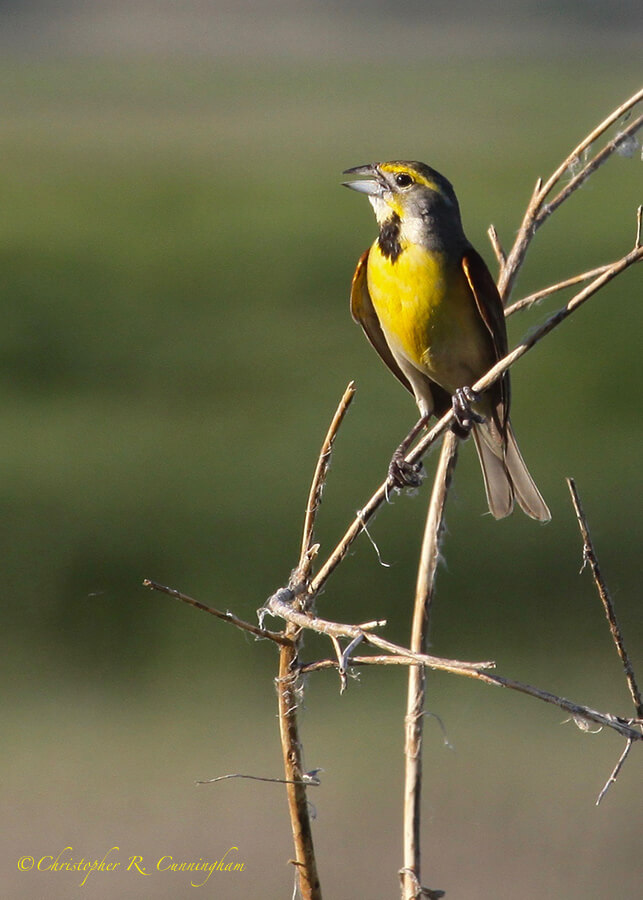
[0,56,640,689]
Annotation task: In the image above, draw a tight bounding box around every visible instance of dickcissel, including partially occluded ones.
[343,160,550,522]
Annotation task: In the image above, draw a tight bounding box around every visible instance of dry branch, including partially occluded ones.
[264,590,494,675]
[402,432,458,900]
[276,635,322,900]
[298,382,356,580]
[497,87,643,300]
[504,262,613,317]
[566,477,642,805]
[566,479,642,718]
[294,655,641,743]
[142,579,291,646]
[262,593,641,743]
[596,739,635,807]
[270,388,365,900]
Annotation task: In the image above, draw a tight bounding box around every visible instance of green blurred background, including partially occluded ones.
[2,2,641,898]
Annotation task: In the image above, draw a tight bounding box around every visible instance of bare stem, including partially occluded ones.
[294,655,642,743]
[299,382,356,578]
[402,432,458,900]
[197,771,322,787]
[274,386,360,900]
[487,224,506,267]
[142,579,291,646]
[265,592,494,675]
[596,739,634,806]
[264,593,642,742]
[277,630,322,900]
[539,113,643,223]
[497,87,643,300]
[566,479,643,718]
[504,263,613,317]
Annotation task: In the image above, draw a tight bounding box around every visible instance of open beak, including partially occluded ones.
[342,164,386,198]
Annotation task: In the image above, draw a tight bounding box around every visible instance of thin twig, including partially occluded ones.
[538,114,643,224]
[142,579,292,646]
[538,89,643,203]
[264,592,495,675]
[596,739,634,806]
[487,224,506,267]
[497,87,643,300]
[566,479,643,717]
[448,668,641,741]
[403,432,458,900]
[299,382,356,577]
[505,263,613,317]
[297,655,481,673]
[291,655,642,743]
[197,771,322,787]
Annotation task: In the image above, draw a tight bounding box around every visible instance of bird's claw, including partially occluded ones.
[388,454,425,490]
[451,387,485,438]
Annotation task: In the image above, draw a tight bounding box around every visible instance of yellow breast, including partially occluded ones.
[366,240,491,391]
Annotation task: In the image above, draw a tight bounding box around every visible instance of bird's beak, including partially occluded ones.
[342,164,385,198]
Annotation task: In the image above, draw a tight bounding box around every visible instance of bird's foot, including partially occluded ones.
[386,413,431,492]
[388,452,425,490]
[451,387,485,438]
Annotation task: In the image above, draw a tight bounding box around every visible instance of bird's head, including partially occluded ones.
[343,161,463,245]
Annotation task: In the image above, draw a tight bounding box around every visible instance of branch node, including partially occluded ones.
[329,635,348,693]
[399,867,445,899]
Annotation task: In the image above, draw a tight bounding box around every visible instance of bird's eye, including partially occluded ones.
[394,173,413,188]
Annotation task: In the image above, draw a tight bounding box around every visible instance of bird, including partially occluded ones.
[343,160,550,522]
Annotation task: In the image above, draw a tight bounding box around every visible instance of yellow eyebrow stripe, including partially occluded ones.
[379,162,440,192]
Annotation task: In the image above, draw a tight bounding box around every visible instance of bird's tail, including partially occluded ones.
[472,420,550,522]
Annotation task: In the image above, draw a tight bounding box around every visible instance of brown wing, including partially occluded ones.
[350,248,413,395]
[461,248,510,426]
